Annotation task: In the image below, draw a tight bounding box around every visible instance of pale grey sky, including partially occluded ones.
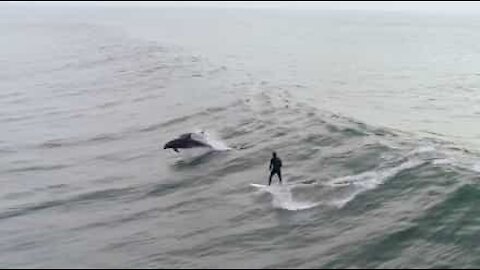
[6,1,480,14]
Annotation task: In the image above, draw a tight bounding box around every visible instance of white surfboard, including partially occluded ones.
[250,183,269,188]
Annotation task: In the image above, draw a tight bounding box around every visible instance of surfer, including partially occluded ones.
[268,152,283,185]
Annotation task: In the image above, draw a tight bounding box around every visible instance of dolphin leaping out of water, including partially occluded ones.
[163,132,210,153]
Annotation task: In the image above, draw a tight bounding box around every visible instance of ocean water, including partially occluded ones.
[2,4,480,268]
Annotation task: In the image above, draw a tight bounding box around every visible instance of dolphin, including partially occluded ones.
[163,133,210,153]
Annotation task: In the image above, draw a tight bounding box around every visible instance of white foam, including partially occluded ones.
[473,162,480,172]
[191,129,231,151]
[330,191,362,208]
[407,145,436,157]
[252,184,318,211]
[415,145,436,153]
[327,159,424,208]
[433,158,453,165]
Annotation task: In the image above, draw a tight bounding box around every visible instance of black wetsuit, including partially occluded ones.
[269,157,282,185]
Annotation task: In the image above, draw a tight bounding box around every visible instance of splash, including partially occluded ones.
[191,129,231,151]
[327,159,425,208]
[251,184,318,211]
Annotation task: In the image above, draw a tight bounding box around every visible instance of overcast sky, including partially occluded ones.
[5,1,480,14]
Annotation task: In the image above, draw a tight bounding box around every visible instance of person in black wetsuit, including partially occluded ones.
[269,152,283,185]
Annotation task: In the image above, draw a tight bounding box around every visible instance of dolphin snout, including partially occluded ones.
[164,141,172,149]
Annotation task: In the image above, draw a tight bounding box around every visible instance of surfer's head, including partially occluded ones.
[272,152,277,158]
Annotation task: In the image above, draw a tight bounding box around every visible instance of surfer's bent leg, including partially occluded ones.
[269,170,275,186]
[278,170,282,184]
